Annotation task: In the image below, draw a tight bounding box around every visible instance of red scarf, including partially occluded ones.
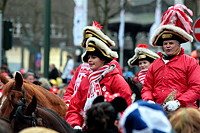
[84,64,109,113]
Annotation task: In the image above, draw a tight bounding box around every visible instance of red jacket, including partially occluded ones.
[63,60,123,105]
[65,67,132,127]
[63,63,90,105]
[141,48,200,107]
[0,89,3,97]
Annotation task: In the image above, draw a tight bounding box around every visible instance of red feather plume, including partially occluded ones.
[160,4,193,34]
[137,44,149,48]
[91,20,103,30]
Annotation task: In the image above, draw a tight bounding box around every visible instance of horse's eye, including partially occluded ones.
[11,94,15,99]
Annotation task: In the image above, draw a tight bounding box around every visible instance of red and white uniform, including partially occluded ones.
[134,69,148,84]
[63,63,91,105]
[63,60,123,105]
[141,48,200,108]
[65,66,132,127]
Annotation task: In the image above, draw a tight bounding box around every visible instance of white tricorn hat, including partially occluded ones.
[81,21,115,48]
[82,37,118,63]
[128,44,160,67]
[150,4,193,47]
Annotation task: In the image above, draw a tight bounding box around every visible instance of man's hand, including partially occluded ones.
[74,126,82,130]
[163,100,180,111]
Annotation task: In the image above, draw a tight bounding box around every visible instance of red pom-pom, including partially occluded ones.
[91,20,103,30]
[137,44,148,48]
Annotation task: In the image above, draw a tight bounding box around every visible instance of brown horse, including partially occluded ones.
[10,96,74,133]
[0,72,67,120]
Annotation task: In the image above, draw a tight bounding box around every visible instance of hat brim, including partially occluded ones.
[82,43,115,63]
[128,47,160,67]
[150,25,193,47]
[129,54,157,66]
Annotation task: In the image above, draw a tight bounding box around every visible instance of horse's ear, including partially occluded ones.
[26,96,37,115]
[0,72,9,84]
[15,72,23,89]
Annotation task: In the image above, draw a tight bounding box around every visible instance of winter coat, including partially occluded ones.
[61,59,74,79]
[63,63,91,105]
[65,67,132,127]
[63,60,123,105]
[48,67,58,80]
[141,48,200,107]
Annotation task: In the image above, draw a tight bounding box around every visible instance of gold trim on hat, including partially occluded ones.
[162,34,172,39]
[130,52,158,65]
[138,54,146,59]
[154,30,188,46]
[87,43,114,59]
[85,34,93,39]
[87,47,95,52]
[82,30,111,47]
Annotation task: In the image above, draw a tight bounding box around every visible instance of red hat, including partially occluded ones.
[151,4,193,46]
[49,87,58,94]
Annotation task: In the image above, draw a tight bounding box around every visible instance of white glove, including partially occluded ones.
[74,126,82,130]
[163,100,180,111]
[147,100,155,104]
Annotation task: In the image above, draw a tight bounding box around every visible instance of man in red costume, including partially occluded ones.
[141,4,200,111]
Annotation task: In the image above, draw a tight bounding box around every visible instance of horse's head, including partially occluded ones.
[0,72,26,119]
[0,71,68,120]
[10,95,74,133]
[125,76,143,102]
[10,95,37,132]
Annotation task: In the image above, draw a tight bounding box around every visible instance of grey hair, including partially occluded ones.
[24,72,34,79]
[176,41,180,45]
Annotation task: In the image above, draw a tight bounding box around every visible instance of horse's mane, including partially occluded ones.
[125,76,142,101]
[2,79,65,106]
[37,105,74,133]
[11,103,74,133]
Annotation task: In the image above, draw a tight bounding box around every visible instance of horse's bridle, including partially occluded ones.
[12,105,36,127]
[0,85,26,123]
[0,116,10,123]
[10,86,37,126]
[11,85,26,104]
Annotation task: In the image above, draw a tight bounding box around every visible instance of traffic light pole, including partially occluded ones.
[43,0,51,78]
[0,11,2,67]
